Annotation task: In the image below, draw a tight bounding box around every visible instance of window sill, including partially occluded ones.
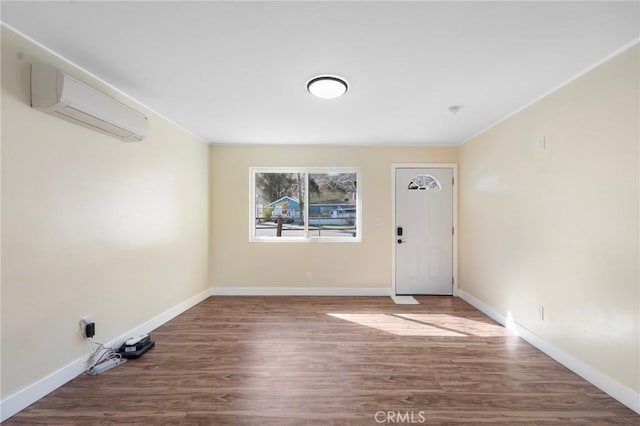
[249,237,362,243]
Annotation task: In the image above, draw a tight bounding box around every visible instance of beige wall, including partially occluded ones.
[458,45,639,392]
[1,28,210,397]
[2,17,636,411]
[210,145,457,288]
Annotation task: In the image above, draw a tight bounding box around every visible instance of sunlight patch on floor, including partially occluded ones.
[327,313,467,336]
[393,313,510,337]
[327,312,513,337]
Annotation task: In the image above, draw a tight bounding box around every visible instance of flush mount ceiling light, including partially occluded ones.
[307,75,348,99]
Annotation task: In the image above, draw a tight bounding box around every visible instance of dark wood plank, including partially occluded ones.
[4,296,638,425]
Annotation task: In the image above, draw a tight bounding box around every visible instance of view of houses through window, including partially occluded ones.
[253,169,359,240]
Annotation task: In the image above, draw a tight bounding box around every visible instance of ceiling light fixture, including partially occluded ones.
[307,76,348,99]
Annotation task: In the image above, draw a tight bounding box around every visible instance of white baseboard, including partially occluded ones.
[0,288,212,422]
[211,286,392,296]
[0,357,88,423]
[457,289,640,415]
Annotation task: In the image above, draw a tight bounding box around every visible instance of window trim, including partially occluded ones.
[249,167,362,243]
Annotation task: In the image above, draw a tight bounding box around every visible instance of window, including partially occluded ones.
[408,174,441,191]
[251,168,360,241]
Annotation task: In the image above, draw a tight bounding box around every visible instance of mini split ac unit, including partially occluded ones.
[31,63,148,142]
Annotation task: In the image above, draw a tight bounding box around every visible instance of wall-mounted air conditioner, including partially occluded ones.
[31,63,148,142]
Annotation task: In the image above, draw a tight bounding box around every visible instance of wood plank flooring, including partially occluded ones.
[5,296,638,425]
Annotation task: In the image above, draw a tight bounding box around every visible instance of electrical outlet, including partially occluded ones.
[305,272,312,282]
[80,314,95,338]
[536,304,544,321]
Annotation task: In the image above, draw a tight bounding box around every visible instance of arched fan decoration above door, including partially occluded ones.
[407,174,442,191]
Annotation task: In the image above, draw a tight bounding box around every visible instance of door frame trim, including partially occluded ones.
[391,163,458,296]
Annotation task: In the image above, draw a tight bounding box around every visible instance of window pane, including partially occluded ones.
[308,173,357,238]
[254,172,306,238]
[408,174,441,191]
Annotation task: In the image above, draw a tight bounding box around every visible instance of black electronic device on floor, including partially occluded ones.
[117,334,155,359]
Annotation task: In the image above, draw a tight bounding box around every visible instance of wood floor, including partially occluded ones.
[5,296,638,425]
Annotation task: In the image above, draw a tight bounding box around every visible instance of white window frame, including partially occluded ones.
[249,167,362,243]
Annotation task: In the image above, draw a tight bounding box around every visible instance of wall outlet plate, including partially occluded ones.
[536,304,544,321]
[80,314,95,338]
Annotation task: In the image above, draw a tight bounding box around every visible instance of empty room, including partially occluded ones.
[1,1,638,424]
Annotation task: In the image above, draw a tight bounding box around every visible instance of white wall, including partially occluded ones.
[458,44,639,394]
[1,27,210,398]
[210,145,457,290]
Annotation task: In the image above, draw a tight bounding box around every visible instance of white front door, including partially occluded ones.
[395,167,453,295]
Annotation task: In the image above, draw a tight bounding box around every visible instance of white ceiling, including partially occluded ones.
[2,1,639,146]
